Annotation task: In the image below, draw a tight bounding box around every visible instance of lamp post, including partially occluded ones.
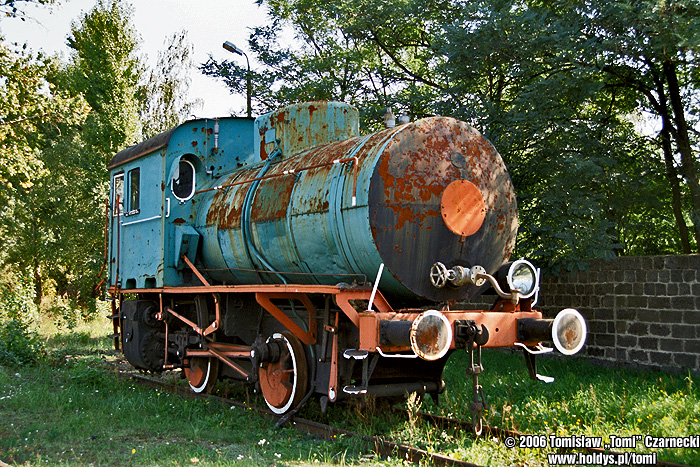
[222,40,252,118]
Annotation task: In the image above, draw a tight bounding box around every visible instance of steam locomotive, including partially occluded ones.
[106,101,586,432]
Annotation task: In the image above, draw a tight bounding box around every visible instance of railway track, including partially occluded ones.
[128,374,693,467]
[129,374,479,466]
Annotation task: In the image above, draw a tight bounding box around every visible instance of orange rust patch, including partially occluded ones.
[565,327,576,346]
[205,170,250,228]
[253,174,296,221]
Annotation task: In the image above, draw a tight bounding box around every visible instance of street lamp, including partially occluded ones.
[222,40,252,118]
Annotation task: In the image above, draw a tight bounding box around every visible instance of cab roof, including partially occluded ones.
[107,116,254,170]
[107,126,177,170]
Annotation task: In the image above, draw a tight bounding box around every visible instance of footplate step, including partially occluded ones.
[343,349,368,360]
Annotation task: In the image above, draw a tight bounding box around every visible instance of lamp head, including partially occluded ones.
[222,41,243,56]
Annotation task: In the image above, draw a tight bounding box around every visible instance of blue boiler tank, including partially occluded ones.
[195,102,517,302]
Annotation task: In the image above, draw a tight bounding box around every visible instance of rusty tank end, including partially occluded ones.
[368,117,517,302]
[196,104,517,303]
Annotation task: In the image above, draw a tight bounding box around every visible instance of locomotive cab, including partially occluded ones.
[107,117,256,290]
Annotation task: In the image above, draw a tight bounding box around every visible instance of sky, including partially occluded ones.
[0,0,271,118]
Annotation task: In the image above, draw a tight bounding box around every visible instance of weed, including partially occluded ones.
[406,392,422,431]
[0,282,45,366]
[0,317,45,366]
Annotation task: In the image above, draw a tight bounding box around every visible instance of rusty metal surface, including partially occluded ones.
[108,117,257,291]
[108,104,517,302]
[254,292,318,345]
[368,118,517,302]
[195,113,516,303]
[197,131,384,287]
[253,101,360,160]
[358,308,543,352]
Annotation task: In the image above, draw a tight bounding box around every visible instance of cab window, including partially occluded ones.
[172,159,195,201]
[128,168,140,214]
[112,173,124,216]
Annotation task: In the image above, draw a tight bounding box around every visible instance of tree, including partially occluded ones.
[0,43,44,208]
[0,39,88,305]
[67,0,142,158]
[202,16,370,118]
[0,0,205,315]
[140,30,201,139]
[435,1,676,268]
[575,0,700,252]
[454,0,700,257]
[201,0,447,126]
[45,0,143,308]
[203,0,698,270]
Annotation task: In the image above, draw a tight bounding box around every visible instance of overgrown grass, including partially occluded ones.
[2,317,699,466]
[0,320,394,466]
[323,350,700,466]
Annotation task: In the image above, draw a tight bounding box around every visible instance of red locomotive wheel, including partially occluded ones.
[185,357,219,394]
[259,331,308,414]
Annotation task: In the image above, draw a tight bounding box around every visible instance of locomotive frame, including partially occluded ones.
[105,101,586,432]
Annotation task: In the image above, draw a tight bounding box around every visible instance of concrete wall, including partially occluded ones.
[531,255,700,373]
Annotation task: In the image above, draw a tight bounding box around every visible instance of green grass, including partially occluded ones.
[0,358,384,466]
[0,321,389,467]
[320,350,700,466]
[1,319,699,466]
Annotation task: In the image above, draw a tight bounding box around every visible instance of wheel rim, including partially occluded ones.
[259,331,308,414]
[185,357,219,394]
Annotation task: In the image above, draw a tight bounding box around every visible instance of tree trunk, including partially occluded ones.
[664,60,700,250]
[661,119,692,253]
[31,213,43,307]
[33,262,42,307]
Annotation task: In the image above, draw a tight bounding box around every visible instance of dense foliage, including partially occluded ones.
[0,280,44,366]
[204,0,700,272]
[0,0,697,326]
[0,0,196,322]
